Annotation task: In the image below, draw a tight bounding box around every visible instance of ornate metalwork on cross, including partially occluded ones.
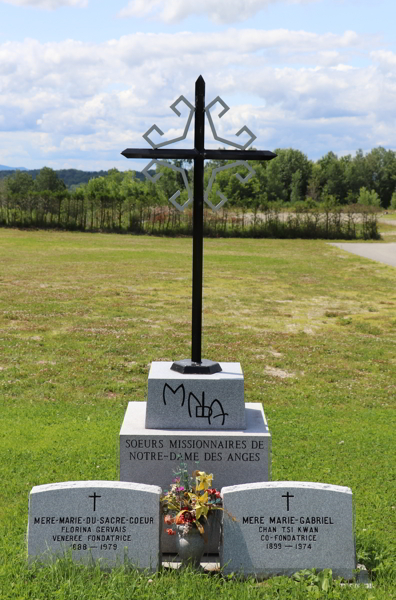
[122,75,276,375]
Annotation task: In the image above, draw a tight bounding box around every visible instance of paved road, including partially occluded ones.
[330,243,396,268]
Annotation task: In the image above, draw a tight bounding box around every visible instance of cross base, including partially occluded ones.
[170,358,222,375]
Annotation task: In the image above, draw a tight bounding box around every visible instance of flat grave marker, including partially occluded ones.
[28,481,162,571]
[221,481,356,580]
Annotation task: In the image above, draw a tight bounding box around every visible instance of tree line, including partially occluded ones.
[0,147,393,239]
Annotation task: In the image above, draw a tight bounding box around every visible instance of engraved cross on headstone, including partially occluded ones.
[88,492,101,511]
[122,75,276,375]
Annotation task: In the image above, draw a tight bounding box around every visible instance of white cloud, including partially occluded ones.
[118,0,318,24]
[371,49,396,69]
[1,0,87,9]
[0,29,395,170]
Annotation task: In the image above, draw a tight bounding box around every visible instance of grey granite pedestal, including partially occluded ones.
[120,401,271,552]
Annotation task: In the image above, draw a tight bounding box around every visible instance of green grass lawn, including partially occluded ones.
[0,229,395,599]
[377,217,396,241]
[378,211,396,221]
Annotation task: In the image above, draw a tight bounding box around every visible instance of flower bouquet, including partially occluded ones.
[161,462,223,538]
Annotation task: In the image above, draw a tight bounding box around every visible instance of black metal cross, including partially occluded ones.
[122,75,276,375]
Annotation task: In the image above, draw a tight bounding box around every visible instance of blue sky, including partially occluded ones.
[0,0,395,172]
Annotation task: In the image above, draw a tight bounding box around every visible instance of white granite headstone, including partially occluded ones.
[221,482,356,580]
[28,481,162,570]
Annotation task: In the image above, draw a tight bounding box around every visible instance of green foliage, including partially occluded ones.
[0,167,118,186]
[290,169,303,203]
[292,568,335,595]
[390,192,396,210]
[34,166,66,193]
[5,170,34,197]
[356,531,396,581]
[273,148,313,202]
[0,164,380,239]
[357,187,381,208]
[1,147,396,210]
[317,152,348,202]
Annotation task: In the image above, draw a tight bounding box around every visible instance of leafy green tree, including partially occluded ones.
[306,163,322,202]
[344,150,370,198]
[205,161,261,228]
[67,187,86,227]
[290,169,303,204]
[34,167,66,193]
[265,155,287,203]
[6,170,34,197]
[156,163,185,203]
[364,147,396,207]
[33,168,67,224]
[320,152,348,201]
[106,168,126,229]
[6,171,36,222]
[0,178,9,222]
[86,177,111,229]
[357,187,381,207]
[271,148,312,202]
[391,191,396,210]
[120,173,140,230]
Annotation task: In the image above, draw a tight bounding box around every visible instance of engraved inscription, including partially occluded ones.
[126,437,265,463]
[31,493,156,554]
[242,494,336,552]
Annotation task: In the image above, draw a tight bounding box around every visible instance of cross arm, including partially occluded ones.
[204,149,276,161]
[121,148,277,161]
[121,148,198,160]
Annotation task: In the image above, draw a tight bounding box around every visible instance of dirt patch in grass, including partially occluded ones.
[265,366,296,379]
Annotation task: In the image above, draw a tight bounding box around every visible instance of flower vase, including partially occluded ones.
[175,525,205,568]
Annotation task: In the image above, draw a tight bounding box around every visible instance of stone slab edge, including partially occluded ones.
[120,402,270,436]
[149,361,243,380]
[222,481,352,495]
[30,481,162,495]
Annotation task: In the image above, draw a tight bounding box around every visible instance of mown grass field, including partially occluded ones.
[0,228,395,599]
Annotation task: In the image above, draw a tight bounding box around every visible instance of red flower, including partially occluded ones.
[166,528,176,536]
[164,515,174,525]
[176,511,195,524]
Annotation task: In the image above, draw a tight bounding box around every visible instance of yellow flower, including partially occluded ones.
[195,471,213,491]
[195,492,209,520]
[186,491,209,520]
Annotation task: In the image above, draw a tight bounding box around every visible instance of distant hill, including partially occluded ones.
[0,167,147,188]
[0,165,27,171]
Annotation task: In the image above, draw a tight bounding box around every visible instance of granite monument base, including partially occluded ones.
[146,361,246,430]
[120,401,271,553]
